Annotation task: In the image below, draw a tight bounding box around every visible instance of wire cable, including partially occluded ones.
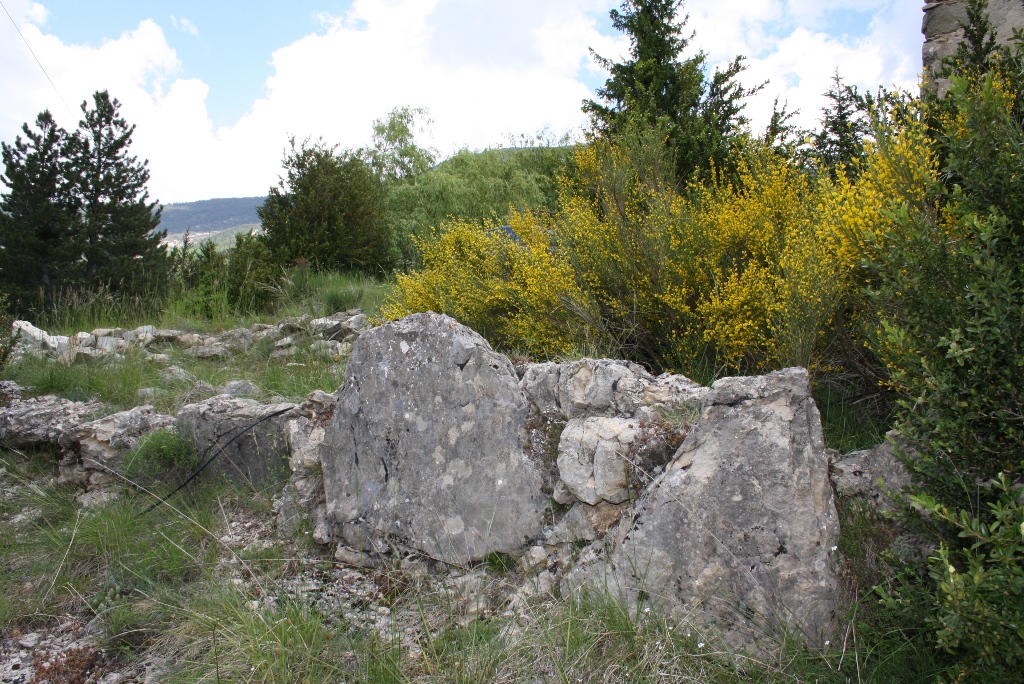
[0,0,74,116]
[141,405,295,515]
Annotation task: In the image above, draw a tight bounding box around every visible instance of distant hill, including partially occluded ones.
[158,197,265,237]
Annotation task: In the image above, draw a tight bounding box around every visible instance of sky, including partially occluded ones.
[1,0,925,203]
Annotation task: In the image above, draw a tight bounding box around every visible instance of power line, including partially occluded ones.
[0,0,74,116]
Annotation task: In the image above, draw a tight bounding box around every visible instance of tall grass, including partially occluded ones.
[29,269,392,336]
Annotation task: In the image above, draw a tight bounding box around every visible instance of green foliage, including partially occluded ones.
[259,137,395,274]
[583,0,757,184]
[811,73,870,180]
[386,143,570,269]
[72,91,168,292]
[226,230,280,313]
[0,92,167,315]
[122,429,198,482]
[901,476,1024,683]
[866,73,1024,508]
[0,293,16,371]
[168,236,230,320]
[367,106,437,183]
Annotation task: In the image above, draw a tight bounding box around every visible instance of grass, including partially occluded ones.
[34,270,393,336]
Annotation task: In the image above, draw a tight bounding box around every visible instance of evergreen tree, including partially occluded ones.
[0,111,81,310]
[812,73,870,180]
[70,91,166,291]
[259,138,394,274]
[583,0,758,183]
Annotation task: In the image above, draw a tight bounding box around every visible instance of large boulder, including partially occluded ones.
[565,368,839,651]
[321,312,547,565]
[176,396,297,487]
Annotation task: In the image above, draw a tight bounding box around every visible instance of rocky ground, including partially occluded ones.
[0,311,913,682]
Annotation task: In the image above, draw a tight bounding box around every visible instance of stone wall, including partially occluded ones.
[923,0,1024,88]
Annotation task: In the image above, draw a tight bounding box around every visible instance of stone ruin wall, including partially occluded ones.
[923,0,1024,82]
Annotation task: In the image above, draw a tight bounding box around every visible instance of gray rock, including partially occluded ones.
[832,431,913,513]
[95,336,120,352]
[222,380,261,397]
[0,380,25,405]
[321,312,547,565]
[72,331,96,348]
[176,396,297,487]
[90,327,125,339]
[0,395,106,447]
[275,336,295,348]
[151,329,185,343]
[565,368,839,651]
[185,344,231,359]
[58,406,176,489]
[162,365,196,384]
[176,332,202,348]
[545,501,626,544]
[519,362,562,417]
[557,417,640,505]
[558,358,653,418]
[278,315,311,334]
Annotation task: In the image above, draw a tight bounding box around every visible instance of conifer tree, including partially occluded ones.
[0,111,81,309]
[70,91,166,291]
[812,73,870,180]
[584,0,757,183]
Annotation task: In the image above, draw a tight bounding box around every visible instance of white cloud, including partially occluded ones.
[1,0,924,203]
[170,16,199,37]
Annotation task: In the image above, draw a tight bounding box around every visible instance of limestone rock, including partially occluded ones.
[59,406,176,488]
[519,362,562,417]
[223,380,261,397]
[0,395,106,447]
[832,431,913,513]
[185,344,231,359]
[321,312,547,565]
[565,368,839,651]
[278,315,311,334]
[176,396,298,487]
[557,417,640,505]
[558,358,653,418]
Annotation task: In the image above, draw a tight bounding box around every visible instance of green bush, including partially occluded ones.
[226,230,279,313]
[259,137,395,274]
[0,293,17,370]
[866,73,1024,509]
[903,476,1024,683]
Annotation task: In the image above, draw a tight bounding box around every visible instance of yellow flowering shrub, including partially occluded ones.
[384,120,936,377]
[380,211,588,358]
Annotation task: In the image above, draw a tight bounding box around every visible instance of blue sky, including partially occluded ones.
[2,0,923,202]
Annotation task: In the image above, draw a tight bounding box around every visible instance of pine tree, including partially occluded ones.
[583,0,758,183]
[812,73,870,180]
[70,91,167,291]
[0,110,81,310]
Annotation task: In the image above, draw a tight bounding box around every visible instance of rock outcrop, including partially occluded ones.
[564,368,839,650]
[321,312,548,565]
[176,396,298,487]
[57,405,176,490]
[0,395,106,447]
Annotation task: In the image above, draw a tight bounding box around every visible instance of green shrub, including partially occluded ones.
[121,429,198,482]
[0,293,17,370]
[259,137,395,274]
[226,230,279,313]
[901,476,1024,683]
